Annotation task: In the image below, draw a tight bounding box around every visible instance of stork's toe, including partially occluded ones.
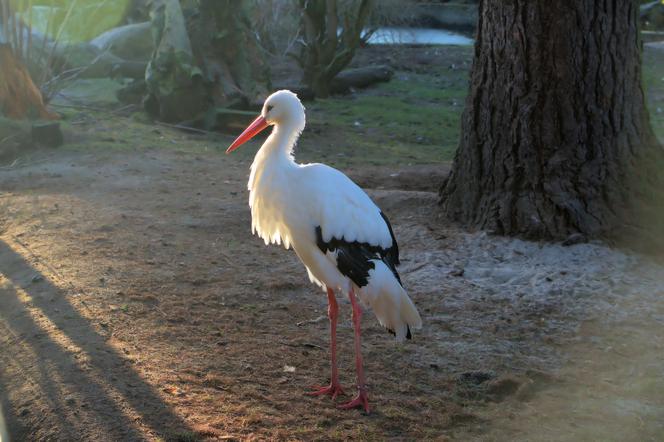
[307,382,345,400]
[337,389,370,413]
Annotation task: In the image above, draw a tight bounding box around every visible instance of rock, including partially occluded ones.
[331,65,394,94]
[91,22,154,62]
[562,233,588,246]
[55,42,119,77]
[31,122,63,148]
[52,42,146,79]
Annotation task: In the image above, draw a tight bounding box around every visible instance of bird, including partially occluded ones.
[225,90,422,412]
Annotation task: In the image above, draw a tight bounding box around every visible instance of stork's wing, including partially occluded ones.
[301,164,396,248]
[300,164,401,286]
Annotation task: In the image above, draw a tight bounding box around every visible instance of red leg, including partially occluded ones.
[338,287,370,413]
[307,287,345,399]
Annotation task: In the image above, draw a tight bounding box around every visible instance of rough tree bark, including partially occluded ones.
[439,0,664,247]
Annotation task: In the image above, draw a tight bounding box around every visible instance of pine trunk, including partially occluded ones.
[439,0,664,247]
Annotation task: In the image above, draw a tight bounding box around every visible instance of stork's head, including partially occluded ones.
[226,90,305,154]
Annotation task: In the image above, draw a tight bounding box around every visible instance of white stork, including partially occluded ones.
[226,90,422,412]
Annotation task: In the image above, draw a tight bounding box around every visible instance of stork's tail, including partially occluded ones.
[358,260,423,342]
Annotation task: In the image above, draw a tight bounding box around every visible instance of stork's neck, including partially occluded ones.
[257,119,303,165]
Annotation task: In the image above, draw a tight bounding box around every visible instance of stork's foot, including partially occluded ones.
[307,382,345,400]
[338,388,370,413]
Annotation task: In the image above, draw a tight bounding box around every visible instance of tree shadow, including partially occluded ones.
[0,239,193,441]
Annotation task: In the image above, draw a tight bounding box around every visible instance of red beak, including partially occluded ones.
[226,115,269,154]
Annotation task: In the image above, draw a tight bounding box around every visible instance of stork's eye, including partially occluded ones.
[267,105,274,112]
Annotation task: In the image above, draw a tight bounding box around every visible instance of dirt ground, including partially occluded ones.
[1,43,664,441]
[0,145,468,441]
[2,140,663,441]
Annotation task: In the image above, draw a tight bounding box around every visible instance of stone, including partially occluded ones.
[91,22,154,62]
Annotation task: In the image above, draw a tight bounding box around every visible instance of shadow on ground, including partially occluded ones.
[0,239,193,441]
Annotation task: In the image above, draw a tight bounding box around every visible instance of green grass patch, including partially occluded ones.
[302,68,468,166]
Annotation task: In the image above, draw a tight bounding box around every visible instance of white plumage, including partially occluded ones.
[227,90,422,412]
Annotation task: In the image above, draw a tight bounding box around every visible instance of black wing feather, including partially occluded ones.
[315,211,401,288]
[380,211,400,265]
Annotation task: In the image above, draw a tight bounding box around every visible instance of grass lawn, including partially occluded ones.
[303,48,472,167]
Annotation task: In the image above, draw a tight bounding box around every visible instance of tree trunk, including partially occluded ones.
[439,0,664,248]
[144,0,269,124]
[297,0,374,98]
[144,0,207,122]
[193,0,269,107]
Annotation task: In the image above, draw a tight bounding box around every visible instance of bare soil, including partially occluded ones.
[1,43,663,442]
[0,146,463,441]
[2,139,663,441]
